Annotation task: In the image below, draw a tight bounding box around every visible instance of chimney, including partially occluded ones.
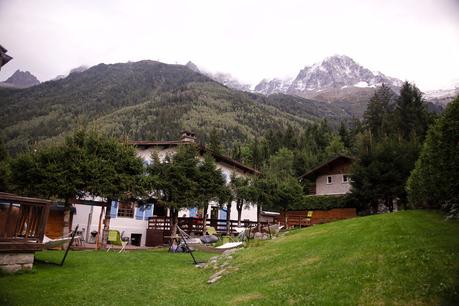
[180,130,196,143]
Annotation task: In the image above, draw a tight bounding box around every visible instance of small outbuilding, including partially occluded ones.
[0,192,51,273]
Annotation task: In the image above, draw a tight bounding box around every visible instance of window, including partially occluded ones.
[326,176,333,184]
[117,202,134,218]
[342,175,350,183]
[135,204,154,220]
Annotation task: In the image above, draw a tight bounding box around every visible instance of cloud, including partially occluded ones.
[0,0,458,90]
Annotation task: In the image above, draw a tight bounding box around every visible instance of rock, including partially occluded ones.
[207,275,222,284]
[195,263,207,269]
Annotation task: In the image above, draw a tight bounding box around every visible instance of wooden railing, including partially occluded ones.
[147,217,269,235]
[0,192,51,252]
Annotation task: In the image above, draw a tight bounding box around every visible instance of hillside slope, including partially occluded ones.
[0,211,457,305]
[0,60,349,153]
[212,210,459,305]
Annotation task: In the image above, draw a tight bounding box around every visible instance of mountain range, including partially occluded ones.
[0,60,349,153]
[186,55,454,115]
[0,70,40,88]
[0,55,454,153]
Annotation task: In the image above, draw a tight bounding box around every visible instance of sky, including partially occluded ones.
[0,0,458,91]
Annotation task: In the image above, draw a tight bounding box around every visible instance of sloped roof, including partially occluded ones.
[299,154,355,179]
[128,140,259,175]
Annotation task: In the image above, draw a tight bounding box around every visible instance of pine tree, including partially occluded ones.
[208,128,223,155]
[363,84,395,138]
[407,96,459,216]
[394,82,429,140]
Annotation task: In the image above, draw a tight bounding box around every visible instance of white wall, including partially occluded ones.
[71,204,150,246]
[71,146,259,247]
[315,174,351,195]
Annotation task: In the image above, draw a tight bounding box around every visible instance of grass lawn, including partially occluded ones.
[1,210,458,305]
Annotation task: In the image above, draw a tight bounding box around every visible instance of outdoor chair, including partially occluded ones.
[205,226,218,236]
[106,230,129,253]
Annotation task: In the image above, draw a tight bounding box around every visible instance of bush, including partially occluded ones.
[296,194,353,210]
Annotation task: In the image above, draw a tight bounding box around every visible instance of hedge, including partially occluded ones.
[296,194,354,210]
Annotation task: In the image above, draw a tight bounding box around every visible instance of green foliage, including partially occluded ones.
[196,154,229,207]
[7,129,144,202]
[393,82,429,140]
[297,195,351,210]
[0,61,349,154]
[0,137,9,191]
[207,128,223,155]
[248,148,303,213]
[324,134,349,158]
[146,145,200,209]
[407,96,459,216]
[363,84,395,138]
[350,137,420,212]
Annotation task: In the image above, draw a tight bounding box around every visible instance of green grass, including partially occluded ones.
[1,210,458,305]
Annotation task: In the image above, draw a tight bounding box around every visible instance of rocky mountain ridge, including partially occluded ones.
[0,69,40,88]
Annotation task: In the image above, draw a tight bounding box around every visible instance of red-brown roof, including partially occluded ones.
[299,154,355,179]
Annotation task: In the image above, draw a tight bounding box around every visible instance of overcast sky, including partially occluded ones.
[1,0,458,90]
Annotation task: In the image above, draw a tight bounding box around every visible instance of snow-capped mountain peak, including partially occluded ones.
[254,55,403,96]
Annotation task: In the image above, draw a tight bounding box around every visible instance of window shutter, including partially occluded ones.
[135,205,145,220]
[219,208,227,220]
[189,207,197,217]
[144,204,154,220]
[110,201,118,218]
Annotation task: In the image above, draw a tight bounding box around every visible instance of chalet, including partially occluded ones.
[275,155,357,228]
[300,154,355,196]
[71,131,261,247]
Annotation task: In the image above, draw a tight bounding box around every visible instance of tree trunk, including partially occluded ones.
[257,204,261,232]
[226,201,232,236]
[101,198,112,249]
[96,205,105,250]
[62,198,72,250]
[387,197,394,213]
[237,199,243,226]
[284,209,288,229]
[202,205,208,234]
[170,208,178,239]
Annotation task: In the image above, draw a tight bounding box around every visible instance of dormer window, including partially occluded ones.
[326,176,332,184]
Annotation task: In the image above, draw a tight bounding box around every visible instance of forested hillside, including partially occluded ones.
[0,60,349,153]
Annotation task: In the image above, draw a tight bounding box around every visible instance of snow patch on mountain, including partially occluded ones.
[254,55,403,96]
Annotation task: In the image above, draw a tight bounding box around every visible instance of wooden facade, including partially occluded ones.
[0,192,51,252]
[277,208,357,228]
[44,205,74,239]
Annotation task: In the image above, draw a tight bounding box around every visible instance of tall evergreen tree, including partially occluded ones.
[363,84,395,138]
[208,128,223,155]
[196,154,228,232]
[351,137,419,212]
[394,82,429,140]
[407,96,459,217]
[146,146,200,237]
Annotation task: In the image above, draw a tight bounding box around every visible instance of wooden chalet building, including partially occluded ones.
[300,154,355,196]
[277,155,357,228]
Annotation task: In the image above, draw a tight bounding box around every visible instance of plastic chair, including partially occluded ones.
[106,230,128,253]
